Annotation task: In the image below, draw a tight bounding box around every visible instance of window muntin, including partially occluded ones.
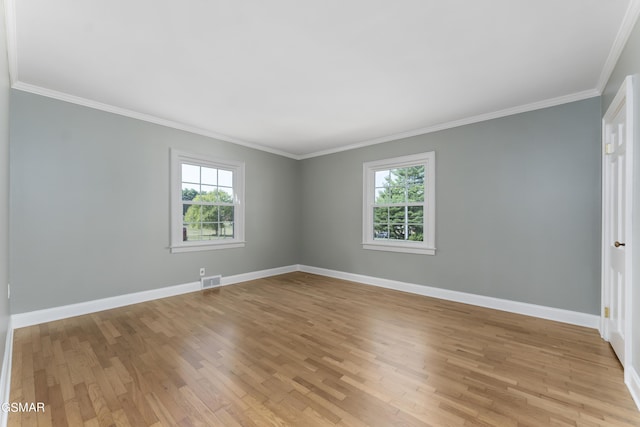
[181,164,235,241]
[363,153,435,255]
[372,166,425,242]
[171,150,245,253]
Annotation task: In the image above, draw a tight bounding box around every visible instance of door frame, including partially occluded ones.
[601,75,635,375]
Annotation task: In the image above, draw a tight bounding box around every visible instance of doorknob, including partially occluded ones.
[614,241,626,247]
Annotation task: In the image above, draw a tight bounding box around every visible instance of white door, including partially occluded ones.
[602,75,635,367]
[604,105,627,364]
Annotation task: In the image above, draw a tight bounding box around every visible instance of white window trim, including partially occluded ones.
[362,152,436,255]
[170,149,245,253]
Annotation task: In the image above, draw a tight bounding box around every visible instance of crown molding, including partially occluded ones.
[596,0,640,93]
[11,81,302,160]
[13,80,600,161]
[3,0,17,85]
[298,89,600,159]
[5,0,625,161]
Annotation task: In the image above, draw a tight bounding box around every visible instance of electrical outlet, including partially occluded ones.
[199,268,205,277]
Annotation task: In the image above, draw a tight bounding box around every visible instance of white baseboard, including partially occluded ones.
[10,263,599,332]
[0,317,13,427]
[298,265,599,329]
[221,264,299,286]
[11,264,299,329]
[628,367,640,411]
[11,281,200,329]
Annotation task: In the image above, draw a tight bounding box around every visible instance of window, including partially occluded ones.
[363,152,435,255]
[170,150,245,253]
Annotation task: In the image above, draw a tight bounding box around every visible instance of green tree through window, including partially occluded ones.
[180,163,236,241]
[183,190,234,240]
[373,165,425,242]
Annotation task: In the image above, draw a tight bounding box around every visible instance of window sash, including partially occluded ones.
[373,201,425,242]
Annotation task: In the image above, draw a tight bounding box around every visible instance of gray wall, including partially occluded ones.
[9,91,301,313]
[300,98,602,314]
[7,44,613,320]
[0,0,11,373]
[602,17,640,377]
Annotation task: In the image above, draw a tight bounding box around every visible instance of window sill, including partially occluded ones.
[170,241,246,253]
[362,243,435,255]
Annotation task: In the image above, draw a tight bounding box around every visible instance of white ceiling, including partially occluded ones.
[6,0,639,158]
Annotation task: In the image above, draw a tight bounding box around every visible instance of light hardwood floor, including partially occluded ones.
[8,272,640,426]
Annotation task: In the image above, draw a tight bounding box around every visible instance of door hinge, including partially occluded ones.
[604,306,610,318]
[605,143,614,155]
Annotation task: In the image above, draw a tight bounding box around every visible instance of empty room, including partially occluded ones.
[1,0,640,426]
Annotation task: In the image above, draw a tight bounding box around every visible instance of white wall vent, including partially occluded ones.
[201,275,222,289]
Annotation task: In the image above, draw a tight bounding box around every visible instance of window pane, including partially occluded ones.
[374,224,388,239]
[219,206,234,222]
[408,184,424,202]
[183,204,201,223]
[201,223,219,239]
[391,166,424,184]
[389,206,405,222]
[408,225,424,241]
[201,167,217,186]
[183,223,202,241]
[220,222,234,238]
[375,188,390,203]
[373,207,388,222]
[200,185,216,197]
[201,205,219,223]
[388,186,406,203]
[219,169,233,187]
[390,168,403,183]
[375,170,389,188]
[217,187,233,202]
[408,206,423,223]
[182,183,199,201]
[182,164,200,184]
[406,166,425,185]
[390,224,405,240]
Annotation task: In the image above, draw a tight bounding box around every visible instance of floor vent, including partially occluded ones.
[201,275,222,289]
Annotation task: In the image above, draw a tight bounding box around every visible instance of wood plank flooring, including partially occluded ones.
[8,272,640,426]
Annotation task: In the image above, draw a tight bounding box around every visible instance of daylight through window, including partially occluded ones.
[181,164,235,241]
[373,165,425,241]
